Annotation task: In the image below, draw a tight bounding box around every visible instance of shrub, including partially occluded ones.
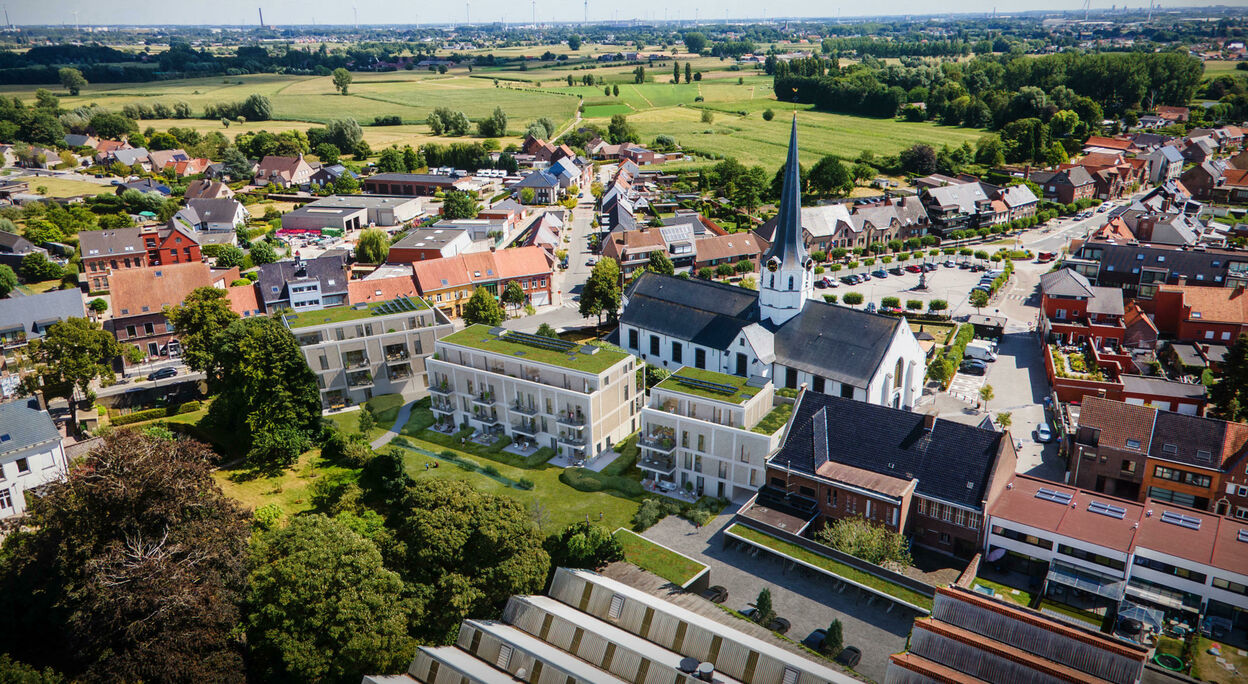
[254,503,284,531]
[881,296,901,309]
[815,515,912,569]
[110,400,202,426]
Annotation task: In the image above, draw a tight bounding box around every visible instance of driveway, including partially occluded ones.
[641,510,914,682]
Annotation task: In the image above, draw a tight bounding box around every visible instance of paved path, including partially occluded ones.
[370,400,416,450]
[642,509,915,683]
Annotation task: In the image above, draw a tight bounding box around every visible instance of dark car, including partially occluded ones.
[815,279,828,289]
[958,261,972,269]
[147,367,177,381]
[740,608,791,635]
[801,629,827,651]
[960,360,988,376]
[835,646,862,668]
[923,263,937,272]
[861,273,871,281]
[888,266,904,275]
[701,585,728,604]
[872,269,888,279]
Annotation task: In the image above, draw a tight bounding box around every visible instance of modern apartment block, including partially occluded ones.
[638,367,787,500]
[283,295,453,411]
[426,325,641,459]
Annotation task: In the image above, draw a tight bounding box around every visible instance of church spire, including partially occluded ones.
[764,116,807,270]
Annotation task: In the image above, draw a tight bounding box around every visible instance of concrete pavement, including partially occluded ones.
[370,399,415,450]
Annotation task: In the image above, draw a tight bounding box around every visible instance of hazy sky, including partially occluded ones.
[5,0,1226,28]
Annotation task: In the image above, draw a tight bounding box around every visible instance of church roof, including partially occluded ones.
[763,118,808,271]
[771,299,903,387]
[622,272,759,350]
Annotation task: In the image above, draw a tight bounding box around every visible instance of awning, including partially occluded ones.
[1125,579,1200,613]
[1046,560,1126,601]
[1118,601,1165,632]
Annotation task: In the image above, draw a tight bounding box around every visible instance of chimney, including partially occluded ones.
[923,414,937,432]
[1177,276,1187,287]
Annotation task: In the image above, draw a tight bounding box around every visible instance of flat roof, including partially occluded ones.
[283,297,428,330]
[439,324,629,375]
[991,475,1143,553]
[654,366,763,405]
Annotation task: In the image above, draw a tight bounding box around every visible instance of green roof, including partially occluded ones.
[439,324,629,375]
[655,366,762,405]
[284,296,428,330]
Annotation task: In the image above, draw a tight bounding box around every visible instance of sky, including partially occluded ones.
[5,0,1228,29]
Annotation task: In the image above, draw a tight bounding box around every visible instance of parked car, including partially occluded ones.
[1035,422,1054,443]
[740,608,791,634]
[944,260,957,267]
[815,279,828,289]
[147,367,177,381]
[905,264,922,273]
[861,273,871,281]
[888,266,904,275]
[801,629,828,652]
[872,269,888,279]
[959,359,988,376]
[835,646,863,668]
[958,261,972,269]
[841,275,859,285]
[923,263,937,272]
[700,585,728,604]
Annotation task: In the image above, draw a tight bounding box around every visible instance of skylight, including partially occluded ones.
[1160,510,1201,530]
[1088,501,1127,519]
[1035,487,1073,505]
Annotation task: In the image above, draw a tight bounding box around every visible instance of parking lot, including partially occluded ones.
[813,258,1011,316]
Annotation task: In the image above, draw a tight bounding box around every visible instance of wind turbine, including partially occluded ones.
[531,0,535,26]
[465,0,470,25]
[583,0,587,23]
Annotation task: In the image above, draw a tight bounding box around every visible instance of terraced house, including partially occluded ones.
[284,294,453,411]
[426,325,641,460]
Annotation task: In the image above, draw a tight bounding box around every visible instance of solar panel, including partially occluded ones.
[502,330,579,353]
[1088,501,1127,519]
[1160,510,1201,530]
[1035,487,1073,505]
[1238,529,1248,544]
[673,375,738,396]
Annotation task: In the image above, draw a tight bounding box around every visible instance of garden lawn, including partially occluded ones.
[212,450,352,516]
[17,176,112,198]
[16,279,65,295]
[727,523,933,611]
[1192,635,1248,684]
[326,393,406,442]
[614,528,706,586]
[971,577,1032,607]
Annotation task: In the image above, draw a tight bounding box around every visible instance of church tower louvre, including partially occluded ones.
[759,117,813,326]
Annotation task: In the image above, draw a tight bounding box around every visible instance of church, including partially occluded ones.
[619,120,928,410]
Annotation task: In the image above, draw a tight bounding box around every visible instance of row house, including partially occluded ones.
[1067,242,1248,301]
[78,222,203,293]
[1146,145,1185,184]
[285,291,452,411]
[1152,282,1248,344]
[411,246,555,319]
[105,261,238,365]
[742,390,1016,558]
[427,324,641,460]
[1039,268,1126,349]
[1031,166,1096,205]
[256,253,350,313]
[637,368,786,500]
[987,473,1248,633]
[254,154,315,188]
[1082,135,1138,156]
[1071,396,1248,514]
[757,196,931,250]
[689,231,767,272]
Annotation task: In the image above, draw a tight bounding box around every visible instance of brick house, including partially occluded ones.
[106,262,238,365]
[1039,268,1125,349]
[1031,166,1096,204]
[1152,283,1248,344]
[750,390,1016,558]
[78,222,203,293]
[690,232,768,272]
[412,246,554,319]
[254,154,315,188]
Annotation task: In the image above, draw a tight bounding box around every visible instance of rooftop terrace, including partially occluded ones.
[654,366,763,405]
[439,324,630,375]
[283,296,428,329]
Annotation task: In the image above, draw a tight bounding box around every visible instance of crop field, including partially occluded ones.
[135,117,522,150]
[1202,60,1242,76]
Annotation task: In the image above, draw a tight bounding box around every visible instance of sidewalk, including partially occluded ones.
[370,400,416,450]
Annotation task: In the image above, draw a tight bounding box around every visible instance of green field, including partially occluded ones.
[613,528,707,586]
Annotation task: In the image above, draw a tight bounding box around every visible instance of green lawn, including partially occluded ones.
[1036,599,1106,630]
[439,323,630,375]
[1192,635,1248,684]
[581,103,635,118]
[213,449,353,516]
[16,176,111,199]
[16,279,66,295]
[971,577,1033,607]
[751,403,793,435]
[325,393,406,442]
[613,528,706,586]
[727,523,933,611]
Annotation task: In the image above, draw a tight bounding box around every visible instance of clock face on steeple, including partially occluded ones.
[766,257,780,273]
[804,258,814,271]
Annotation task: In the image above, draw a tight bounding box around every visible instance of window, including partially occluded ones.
[144,322,155,335]
[607,594,624,619]
[672,342,682,364]
[649,335,660,356]
[627,328,638,349]
[0,489,10,509]
[694,348,706,370]
[788,276,794,290]
[15,458,28,474]
[939,532,951,545]
[1213,577,1248,596]
[840,382,855,399]
[1125,439,1140,449]
[1121,460,1136,475]
[126,325,137,338]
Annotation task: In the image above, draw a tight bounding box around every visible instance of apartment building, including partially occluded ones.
[79,222,203,292]
[284,294,453,411]
[0,397,69,519]
[426,325,640,460]
[637,367,787,500]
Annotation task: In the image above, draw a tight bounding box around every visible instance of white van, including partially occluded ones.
[964,340,998,362]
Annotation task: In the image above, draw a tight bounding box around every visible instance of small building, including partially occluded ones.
[175,198,248,233]
[362,172,473,197]
[256,253,350,313]
[967,314,1006,340]
[0,397,69,519]
[1039,268,1126,350]
[183,179,235,200]
[427,324,639,460]
[387,227,473,263]
[411,246,554,319]
[254,154,315,188]
[280,195,424,234]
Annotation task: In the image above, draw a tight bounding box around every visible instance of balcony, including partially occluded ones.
[557,432,586,448]
[346,371,374,388]
[472,412,501,427]
[388,362,413,381]
[638,455,677,476]
[429,382,453,396]
[472,392,496,407]
[511,421,538,437]
[510,402,538,416]
[556,412,586,429]
[343,351,370,369]
[431,401,454,415]
[384,344,410,362]
[638,433,677,454]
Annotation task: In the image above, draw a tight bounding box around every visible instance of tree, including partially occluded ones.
[684,32,708,53]
[58,67,86,96]
[633,65,646,84]
[700,109,714,124]
[356,228,390,264]
[249,240,277,265]
[463,286,506,326]
[520,188,536,204]
[213,244,246,268]
[906,299,923,311]
[19,252,62,281]
[376,146,405,173]
[536,323,559,338]
[763,108,775,121]
[899,143,937,175]
[995,411,1012,429]
[0,264,16,297]
[842,292,863,307]
[685,62,693,84]
[388,478,549,643]
[979,384,995,405]
[822,620,844,656]
[970,289,989,312]
[477,106,508,137]
[326,118,365,154]
[754,588,776,625]
[241,94,273,121]
[928,299,948,313]
[0,431,249,682]
[607,114,639,144]
[358,406,377,436]
[332,67,353,95]
[815,516,912,567]
[1210,334,1248,422]
[220,146,252,181]
[543,521,623,571]
[501,280,526,313]
[165,287,240,383]
[673,61,680,83]
[809,155,853,196]
[648,250,674,275]
[206,316,321,462]
[245,515,413,684]
[442,190,480,219]
[567,35,582,50]
[25,318,120,402]
[580,257,621,326]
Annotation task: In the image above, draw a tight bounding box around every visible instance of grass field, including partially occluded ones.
[613,528,707,586]
[1202,60,1243,77]
[13,175,112,198]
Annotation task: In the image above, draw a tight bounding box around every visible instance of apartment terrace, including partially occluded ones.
[653,367,762,405]
[437,324,628,376]
[283,295,428,330]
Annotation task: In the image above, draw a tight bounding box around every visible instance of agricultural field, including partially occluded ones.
[1201,60,1244,77]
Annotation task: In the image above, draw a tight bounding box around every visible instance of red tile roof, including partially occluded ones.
[411,246,552,293]
[1157,283,1248,325]
[348,275,420,304]
[110,262,239,319]
[1076,396,1157,454]
[224,283,261,316]
[1084,136,1133,151]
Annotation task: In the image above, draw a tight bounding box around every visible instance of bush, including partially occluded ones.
[815,515,912,569]
[110,400,202,426]
[254,503,284,531]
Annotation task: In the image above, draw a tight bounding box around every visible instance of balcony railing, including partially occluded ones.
[473,413,501,427]
[511,422,538,437]
[431,402,454,414]
[429,383,453,396]
[557,432,586,447]
[385,349,410,362]
[511,402,538,416]
[638,456,677,475]
[472,393,496,406]
[638,434,677,454]
[344,354,371,369]
[556,412,586,429]
[347,372,374,388]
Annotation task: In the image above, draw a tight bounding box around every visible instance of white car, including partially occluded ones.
[1035,423,1053,443]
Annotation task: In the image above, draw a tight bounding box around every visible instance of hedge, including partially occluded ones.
[111,400,203,426]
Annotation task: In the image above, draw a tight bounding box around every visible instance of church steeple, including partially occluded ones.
[759,117,813,326]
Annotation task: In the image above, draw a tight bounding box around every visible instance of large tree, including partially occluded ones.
[165,286,240,385]
[245,515,414,684]
[206,317,321,464]
[332,68,353,96]
[579,257,621,325]
[809,155,853,197]
[501,280,526,312]
[26,318,122,402]
[0,263,16,297]
[0,431,250,682]
[462,286,506,326]
[441,190,480,219]
[543,521,623,571]
[355,228,390,264]
[390,479,549,644]
[648,250,674,276]
[1210,334,1248,422]
[58,67,86,96]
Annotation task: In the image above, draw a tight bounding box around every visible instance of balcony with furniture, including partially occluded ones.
[342,349,370,370]
[346,370,374,388]
[511,420,538,437]
[510,400,538,416]
[472,391,496,407]
[384,342,410,362]
[638,428,677,455]
[429,378,453,396]
[556,409,586,429]
[557,431,586,448]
